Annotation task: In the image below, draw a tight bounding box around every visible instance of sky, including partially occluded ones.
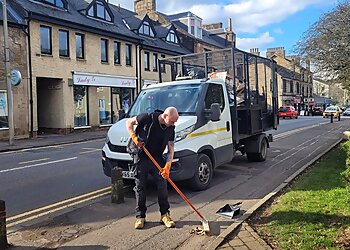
[109,0,338,57]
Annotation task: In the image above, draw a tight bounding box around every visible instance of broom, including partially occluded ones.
[142,146,211,235]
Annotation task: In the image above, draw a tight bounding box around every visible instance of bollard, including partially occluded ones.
[111,167,124,204]
[0,200,8,249]
[330,114,333,123]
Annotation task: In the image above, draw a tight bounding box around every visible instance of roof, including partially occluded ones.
[166,11,199,20]
[276,65,301,81]
[0,0,26,25]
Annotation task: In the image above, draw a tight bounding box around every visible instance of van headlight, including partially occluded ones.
[175,125,195,142]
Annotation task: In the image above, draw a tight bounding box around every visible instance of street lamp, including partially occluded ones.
[2,0,15,145]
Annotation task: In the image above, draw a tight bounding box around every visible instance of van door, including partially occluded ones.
[204,83,234,166]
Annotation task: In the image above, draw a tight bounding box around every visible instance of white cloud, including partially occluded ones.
[236,32,275,52]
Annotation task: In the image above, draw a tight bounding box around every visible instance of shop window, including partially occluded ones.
[114,41,120,64]
[101,39,108,62]
[153,53,158,72]
[144,51,150,71]
[40,26,52,55]
[74,86,88,127]
[76,33,85,59]
[125,44,132,66]
[0,91,8,128]
[59,30,69,57]
[98,87,112,125]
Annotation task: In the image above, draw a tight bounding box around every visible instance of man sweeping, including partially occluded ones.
[126,107,179,229]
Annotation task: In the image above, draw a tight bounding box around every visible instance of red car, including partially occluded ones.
[278,106,298,119]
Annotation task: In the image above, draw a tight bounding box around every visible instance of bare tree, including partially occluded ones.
[295,0,350,88]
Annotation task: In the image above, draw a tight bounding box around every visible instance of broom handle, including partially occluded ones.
[142,146,205,221]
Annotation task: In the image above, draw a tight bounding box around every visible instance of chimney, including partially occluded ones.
[227,18,235,48]
[266,47,285,59]
[250,48,260,56]
[306,59,311,71]
[134,0,156,15]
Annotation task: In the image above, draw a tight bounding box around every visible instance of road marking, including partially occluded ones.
[18,158,50,165]
[7,190,111,227]
[79,148,101,154]
[274,122,328,140]
[0,157,77,173]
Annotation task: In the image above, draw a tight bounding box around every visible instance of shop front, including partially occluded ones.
[73,72,136,128]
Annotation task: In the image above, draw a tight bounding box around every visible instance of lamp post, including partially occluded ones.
[2,0,14,145]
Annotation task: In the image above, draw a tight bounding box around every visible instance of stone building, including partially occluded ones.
[1,0,230,140]
[0,2,29,139]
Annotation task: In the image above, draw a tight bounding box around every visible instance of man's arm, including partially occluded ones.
[166,141,175,164]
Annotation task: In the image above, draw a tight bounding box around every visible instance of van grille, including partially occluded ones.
[108,141,127,153]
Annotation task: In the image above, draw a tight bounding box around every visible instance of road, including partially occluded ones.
[0,116,341,223]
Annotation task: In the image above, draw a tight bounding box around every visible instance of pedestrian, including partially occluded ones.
[126,107,179,229]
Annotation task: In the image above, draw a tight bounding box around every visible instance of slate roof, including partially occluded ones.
[0,0,26,25]
[167,11,196,20]
[276,65,301,81]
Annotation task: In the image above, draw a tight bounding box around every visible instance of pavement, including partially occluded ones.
[1,123,346,249]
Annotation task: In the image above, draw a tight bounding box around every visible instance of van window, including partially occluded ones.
[205,83,224,111]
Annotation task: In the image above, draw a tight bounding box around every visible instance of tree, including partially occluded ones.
[295,0,350,88]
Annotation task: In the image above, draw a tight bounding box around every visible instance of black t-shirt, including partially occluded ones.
[136,112,175,161]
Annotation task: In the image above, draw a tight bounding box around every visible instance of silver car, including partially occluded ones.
[343,108,350,116]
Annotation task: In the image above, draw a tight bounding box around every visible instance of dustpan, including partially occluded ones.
[216,202,241,219]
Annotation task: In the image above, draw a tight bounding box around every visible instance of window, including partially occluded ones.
[139,21,154,37]
[290,81,294,93]
[125,44,132,66]
[97,87,112,125]
[59,30,69,57]
[152,53,158,72]
[0,90,8,128]
[166,30,178,44]
[87,0,112,22]
[40,26,52,54]
[191,26,195,35]
[205,84,224,111]
[144,51,150,71]
[296,82,300,94]
[160,54,166,73]
[37,0,67,8]
[74,86,88,127]
[76,33,85,59]
[282,79,287,93]
[101,39,108,62]
[114,42,120,64]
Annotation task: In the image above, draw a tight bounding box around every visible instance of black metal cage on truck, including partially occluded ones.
[158,47,278,142]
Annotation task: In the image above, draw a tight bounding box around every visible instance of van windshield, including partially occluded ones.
[127,84,202,117]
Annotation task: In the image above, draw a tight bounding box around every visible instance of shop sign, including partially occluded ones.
[73,72,136,88]
[294,96,301,104]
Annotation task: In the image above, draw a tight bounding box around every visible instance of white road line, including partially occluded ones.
[18,158,50,165]
[79,148,100,154]
[0,157,77,173]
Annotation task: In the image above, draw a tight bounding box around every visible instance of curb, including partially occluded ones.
[207,137,344,250]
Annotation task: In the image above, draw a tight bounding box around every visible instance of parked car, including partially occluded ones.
[323,106,342,118]
[278,106,298,119]
[343,108,350,116]
[311,107,323,116]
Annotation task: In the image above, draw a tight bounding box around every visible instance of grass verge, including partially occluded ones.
[249,140,350,250]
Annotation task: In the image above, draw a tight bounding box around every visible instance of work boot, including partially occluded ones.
[135,218,145,229]
[161,213,175,228]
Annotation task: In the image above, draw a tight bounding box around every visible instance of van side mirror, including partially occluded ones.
[204,103,221,121]
[210,103,221,121]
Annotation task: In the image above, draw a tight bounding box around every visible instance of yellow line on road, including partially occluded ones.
[18,158,50,165]
[7,186,111,222]
[7,190,111,227]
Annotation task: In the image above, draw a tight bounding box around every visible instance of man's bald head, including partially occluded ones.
[162,107,179,126]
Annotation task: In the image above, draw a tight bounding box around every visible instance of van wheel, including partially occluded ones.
[188,154,213,191]
[247,138,267,162]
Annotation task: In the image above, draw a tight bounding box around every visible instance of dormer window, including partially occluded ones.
[166,30,178,44]
[139,21,154,37]
[35,0,67,9]
[87,0,113,22]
